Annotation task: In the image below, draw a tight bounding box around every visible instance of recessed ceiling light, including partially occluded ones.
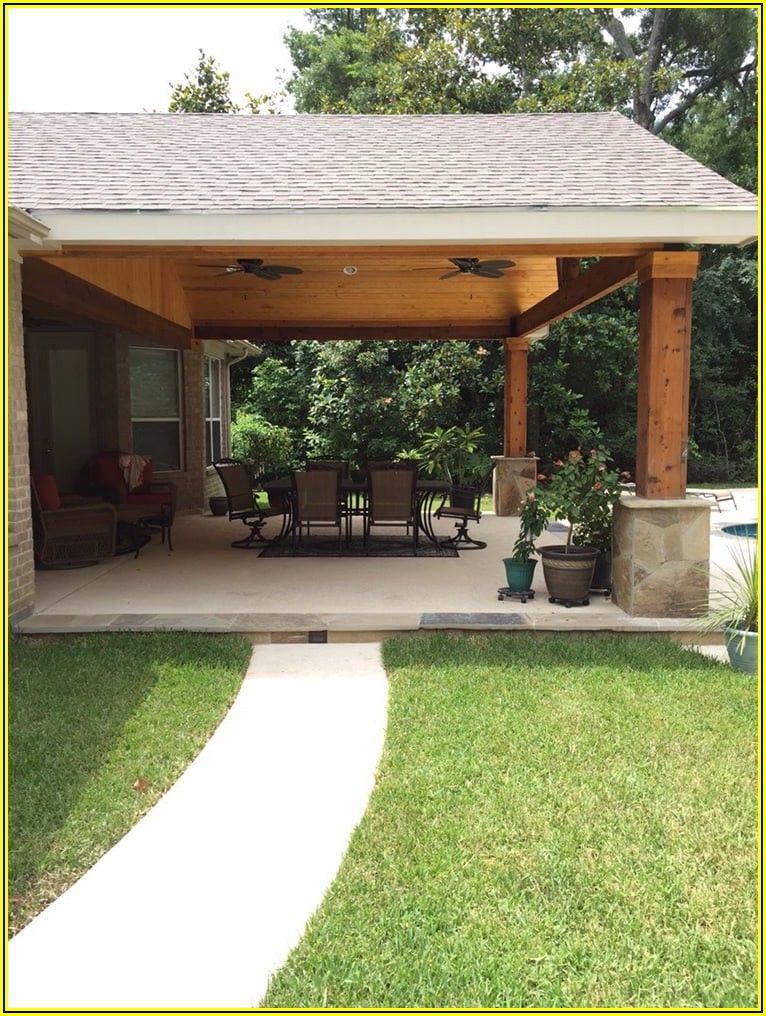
[342,265,358,276]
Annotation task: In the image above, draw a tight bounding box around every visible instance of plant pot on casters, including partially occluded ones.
[498,488,547,604]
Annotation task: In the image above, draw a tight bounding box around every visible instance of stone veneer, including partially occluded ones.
[491,456,538,516]
[7,260,35,622]
[612,496,710,617]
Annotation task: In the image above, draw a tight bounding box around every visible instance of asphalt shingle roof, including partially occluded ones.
[8,111,756,213]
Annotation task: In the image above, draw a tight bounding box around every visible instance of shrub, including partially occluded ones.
[230,412,294,481]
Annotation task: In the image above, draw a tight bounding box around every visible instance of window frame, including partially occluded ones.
[128,345,184,472]
[204,355,224,466]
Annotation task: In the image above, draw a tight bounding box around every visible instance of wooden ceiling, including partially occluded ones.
[23,243,664,342]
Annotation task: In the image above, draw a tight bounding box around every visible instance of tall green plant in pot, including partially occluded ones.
[536,448,615,606]
[698,542,758,674]
[503,489,549,595]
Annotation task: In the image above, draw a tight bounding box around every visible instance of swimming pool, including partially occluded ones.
[721,522,757,539]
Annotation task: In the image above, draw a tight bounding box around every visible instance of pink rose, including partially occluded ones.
[593,481,602,490]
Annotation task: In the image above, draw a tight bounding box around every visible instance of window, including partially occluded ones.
[129,347,181,471]
[204,357,223,465]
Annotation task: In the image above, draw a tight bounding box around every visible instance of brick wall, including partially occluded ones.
[8,260,35,622]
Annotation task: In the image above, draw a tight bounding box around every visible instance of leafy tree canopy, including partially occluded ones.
[286,8,757,133]
[169,50,239,112]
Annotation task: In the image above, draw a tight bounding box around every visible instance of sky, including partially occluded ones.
[7,6,310,112]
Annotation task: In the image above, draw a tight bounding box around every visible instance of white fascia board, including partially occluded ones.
[7,205,60,261]
[23,205,758,248]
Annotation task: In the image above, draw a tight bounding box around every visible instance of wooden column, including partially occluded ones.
[503,337,529,457]
[635,252,699,498]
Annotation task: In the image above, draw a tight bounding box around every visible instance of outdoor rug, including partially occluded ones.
[259,537,458,558]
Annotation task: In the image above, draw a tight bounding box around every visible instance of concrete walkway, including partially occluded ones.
[8,643,388,1010]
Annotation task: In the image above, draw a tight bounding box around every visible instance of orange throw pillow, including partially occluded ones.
[33,473,61,510]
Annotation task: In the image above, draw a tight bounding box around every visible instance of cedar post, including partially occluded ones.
[503,337,529,457]
[634,252,699,498]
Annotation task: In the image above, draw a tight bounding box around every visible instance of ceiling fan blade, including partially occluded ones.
[477,259,515,270]
[473,269,504,279]
[263,265,303,275]
[215,270,241,276]
[256,270,281,281]
[440,270,462,279]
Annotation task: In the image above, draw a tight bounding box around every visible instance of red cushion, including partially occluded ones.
[125,490,170,508]
[92,453,124,490]
[33,474,61,510]
[133,459,154,494]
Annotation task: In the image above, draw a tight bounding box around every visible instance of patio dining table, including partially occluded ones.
[262,476,451,546]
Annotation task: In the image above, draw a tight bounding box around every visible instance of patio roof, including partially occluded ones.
[8,112,757,246]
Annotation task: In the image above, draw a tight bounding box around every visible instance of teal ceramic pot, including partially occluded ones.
[503,557,537,591]
[725,628,758,675]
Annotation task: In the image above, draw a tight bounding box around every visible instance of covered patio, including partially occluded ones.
[7,112,757,630]
[18,489,756,638]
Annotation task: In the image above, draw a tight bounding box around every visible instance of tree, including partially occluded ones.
[285,8,757,134]
[169,50,240,113]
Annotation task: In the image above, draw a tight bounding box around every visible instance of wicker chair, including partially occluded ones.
[365,466,418,553]
[31,476,116,568]
[214,459,289,548]
[434,463,496,550]
[292,469,343,553]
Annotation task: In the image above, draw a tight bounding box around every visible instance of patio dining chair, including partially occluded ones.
[434,462,496,550]
[292,469,343,553]
[214,458,289,548]
[365,466,418,554]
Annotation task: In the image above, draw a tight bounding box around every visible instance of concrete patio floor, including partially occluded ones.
[19,490,757,637]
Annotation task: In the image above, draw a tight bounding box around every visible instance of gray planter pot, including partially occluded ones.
[725,628,758,675]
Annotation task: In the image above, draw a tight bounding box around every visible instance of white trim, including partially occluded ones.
[21,206,758,248]
[8,205,59,262]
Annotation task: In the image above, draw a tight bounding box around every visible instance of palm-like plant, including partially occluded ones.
[698,541,758,652]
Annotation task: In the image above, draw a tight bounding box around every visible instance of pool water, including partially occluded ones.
[721,523,757,539]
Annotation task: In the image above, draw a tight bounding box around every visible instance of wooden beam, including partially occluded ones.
[21,259,192,346]
[635,250,699,284]
[193,324,508,342]
[635,270,695,498]
[29,242,667,260]
[504,338,529,457]
[556,257,580,288]
[510,256,637,337]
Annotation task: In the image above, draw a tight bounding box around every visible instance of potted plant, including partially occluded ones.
[410,425,486,508]
[698,542,758,674]
[536,447,615,606]
[569,459,623,592]
[503,489,549,594]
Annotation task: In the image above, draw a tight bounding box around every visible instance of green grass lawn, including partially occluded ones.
[8,632,251,935]
[265,633,758,1010]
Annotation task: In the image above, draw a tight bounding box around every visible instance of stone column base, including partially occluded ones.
[491,456,538,516]
[612,497,710,617]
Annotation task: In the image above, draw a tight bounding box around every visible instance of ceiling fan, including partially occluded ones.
[436,257,516,280]
[201,258,303,281]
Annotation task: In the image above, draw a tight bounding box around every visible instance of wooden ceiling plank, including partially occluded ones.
[22,259,192,346]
